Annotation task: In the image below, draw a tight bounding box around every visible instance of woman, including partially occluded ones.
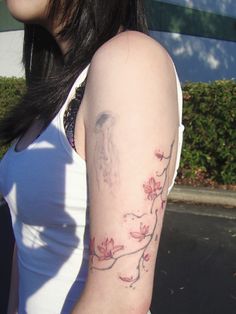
[0,0,184,313]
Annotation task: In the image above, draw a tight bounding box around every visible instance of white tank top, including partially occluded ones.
[0,62,184,314]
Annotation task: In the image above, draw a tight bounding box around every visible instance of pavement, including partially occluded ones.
[0,202,14,314]
[169,185,236,208]
[151,202,236,314]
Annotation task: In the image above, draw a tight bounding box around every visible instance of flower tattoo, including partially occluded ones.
[97,238,124,261]
[130,222,150,242]
[89,141,174,287]
[143,177,162,200]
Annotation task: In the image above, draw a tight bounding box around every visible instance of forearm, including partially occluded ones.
[71,287,150,314]
[7,244,19,314]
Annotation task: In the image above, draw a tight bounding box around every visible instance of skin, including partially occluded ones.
[5,0,67,53]
[5,0,50,24]
[5,0,124,55]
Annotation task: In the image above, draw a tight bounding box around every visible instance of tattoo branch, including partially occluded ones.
[89,141,174,287]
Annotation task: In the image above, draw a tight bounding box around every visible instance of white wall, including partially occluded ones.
[161,0,236,16]
[0,30,24,77]
[148,0,236,82]
[0,21,236,82]
[150,31,236,82]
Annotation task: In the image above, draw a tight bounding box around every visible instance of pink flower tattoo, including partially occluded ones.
[130,222,150,242]
[143,177,162,200]
[89,141,175,288]
[119,275,135,283]
[155,150,164,160]
[97,238,124,261]
[143,253,151,262]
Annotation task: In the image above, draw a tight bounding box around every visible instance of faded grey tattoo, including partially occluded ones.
[94,111,120,192]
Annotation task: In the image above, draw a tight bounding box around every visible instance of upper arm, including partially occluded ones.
[82,31,179,313]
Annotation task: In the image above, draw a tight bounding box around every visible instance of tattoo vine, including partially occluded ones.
[89,141,174,288]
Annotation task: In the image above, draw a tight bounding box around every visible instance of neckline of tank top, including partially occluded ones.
[10,64,91,160]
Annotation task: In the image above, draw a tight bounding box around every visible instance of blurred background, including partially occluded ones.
[0,0,236,81]
[0,1,235,313]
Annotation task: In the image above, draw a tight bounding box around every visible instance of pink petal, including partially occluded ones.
[144,254,150,261]
[119,275,134,282]
[149,177,156,188]
[143,184,152,194]
[155,151,164,160]
[130,232,142,239]
[97,245,106,254]
[107,238,114,251]
[141,225,149,235]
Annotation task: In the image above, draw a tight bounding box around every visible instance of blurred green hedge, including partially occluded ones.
[0,77,26,158]
[0,77,235,185]
[179,80,236,186]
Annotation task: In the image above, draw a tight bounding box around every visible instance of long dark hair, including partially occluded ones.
[0,0,149,145]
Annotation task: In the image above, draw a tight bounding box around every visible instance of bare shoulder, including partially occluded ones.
[94,30,173,66]
[82,30,179,131]
[85,30,176,94]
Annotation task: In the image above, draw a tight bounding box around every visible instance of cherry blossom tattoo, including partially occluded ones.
[94,111,120,193]
[90,140,175,287]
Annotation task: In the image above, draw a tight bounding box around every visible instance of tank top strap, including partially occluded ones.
[171,60,183,126]
[167,60,185,194]
[56,64,90,164]
[60,63,91,115]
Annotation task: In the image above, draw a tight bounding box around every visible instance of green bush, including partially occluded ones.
[0,77,235,185]
[179,80,236,185]
[0,77,26,158]
[0,77,25,119]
